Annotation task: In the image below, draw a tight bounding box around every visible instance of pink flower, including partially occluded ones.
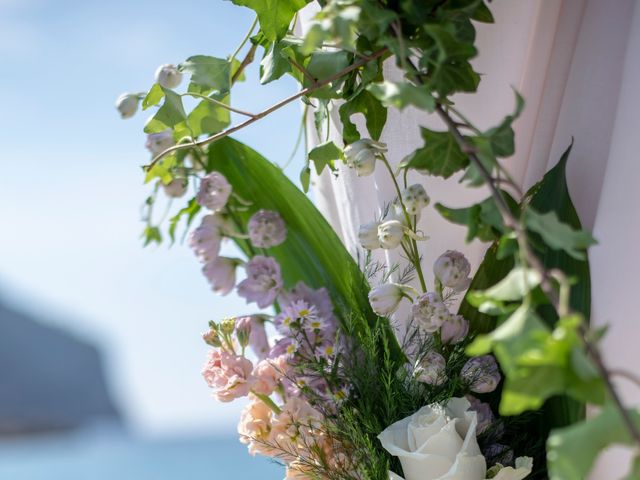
[238,395,274,456]
[196,172,232,211]
[461,355,501,394]
[237,256,283,308]
[160,178,188,198]
[237,316,270,360]
[189,215,224,263]
[202,257,237,295]
[202,350,254,402]
[440,314,469,345]
[270,397,323,456]
[251,360,280,396]
[248,210,287,248]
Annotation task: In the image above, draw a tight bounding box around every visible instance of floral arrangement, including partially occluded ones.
[117,1,640,479]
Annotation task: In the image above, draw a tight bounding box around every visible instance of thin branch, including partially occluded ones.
[145,48,388,171]
[289,57,318,85]
[181,92,256,118]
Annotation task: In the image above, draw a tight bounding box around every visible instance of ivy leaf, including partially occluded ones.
[231,0,308,41]
[367,81,435,112]
[339,90,387,143]
[484,91,524,157]
[260,41,292,84]
[142,83,164,110]
[308,141,342,175]
[525,209,596,260]
[401,128,469,178]
[144,154,177,184]
[168,197,201,244]
[547,405,640,480]
[435,192,517,242]
[144,88,187,134]
[424,24,477,62]
[467,267,541,308]
[142,226,162,247]
[179,56,231,94]
[187,94,231,136]
[306,50,350,81]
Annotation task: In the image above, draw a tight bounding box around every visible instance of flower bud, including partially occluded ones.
[358,221,381,250]
[401,184,430,216]
[415,351,447,386]
[248,210,287,248]
[155,64,183,89]
[461,355,501,394]
[440,314,469,345]
[235,316,252,348]
[202,328,222,347]
[202,256,238,295]
[160,178,188,198]
[220,317,236,335]
[197,171,232,212]
[368,283,415,317]
[378,220,405,249]
[115,93,139,119]
[343,139,387,177]
[434,250,471,292]
[466,395,495,435]
[412,292,450,333]
[146,130,175,155]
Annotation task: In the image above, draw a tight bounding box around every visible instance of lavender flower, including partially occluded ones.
[412,292,450,333]
[237,255,282,308]
[248,210,287,248]
[115,93,139,118]
[434,250,472,292]
[145,130,174,155]
[415,351,447,386]
[246,316,270,360]
[196,172,232,212]
[161,178,188,198]
[467,395,495,435]
[188,214,230,263]
[461,355,501,393]
[202,256,238,295]
[440,314,469,345]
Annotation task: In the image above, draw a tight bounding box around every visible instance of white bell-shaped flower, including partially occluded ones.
[155,63,183,89]
[358,221,381,250]
[378,220,405,249]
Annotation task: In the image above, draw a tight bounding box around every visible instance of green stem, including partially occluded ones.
[252,391,282,415]
[181,92,255,118]
[230,16,258,63]
[380,156,428,293]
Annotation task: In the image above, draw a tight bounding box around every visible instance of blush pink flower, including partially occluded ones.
[202,350,254,402]
[237,256,283,308]
[251,359,280,396]
[238,395,274,456]
[189,214,225,263]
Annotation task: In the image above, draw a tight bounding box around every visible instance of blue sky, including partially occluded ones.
[0,0,304,436]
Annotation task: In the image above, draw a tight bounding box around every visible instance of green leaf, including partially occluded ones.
[142,226,162,246]
[525,209,596,260]
[402,128,469,178]
[435,192,516,242]
[231,0,308,41]
[367,81,435,112]
[308,141,342,175]
[467,267,541,306]
[143,87,187,134]
[484,92,524,157]
[547,405,640,480]
[205,137,403,364]
[144,154,177,184]
[339,90,387,143]
[424,24,477,62]
[260,41,292,84]
[306,50,350,81]
[300,164,311,193]
[168,197,201,244]
[187,94,231,136]
[179,56,231,93]
[143,83,164,110]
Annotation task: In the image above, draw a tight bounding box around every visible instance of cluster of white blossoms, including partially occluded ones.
[343,139,388,177]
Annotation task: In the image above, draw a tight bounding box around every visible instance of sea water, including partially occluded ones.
[0,428,283,480]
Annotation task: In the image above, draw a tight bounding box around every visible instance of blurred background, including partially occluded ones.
[0,0,304,477]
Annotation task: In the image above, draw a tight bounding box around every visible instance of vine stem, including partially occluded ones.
[434,102,640,446]
[180,92,256,118]
[145,48,388,172]
[230,16,258,63]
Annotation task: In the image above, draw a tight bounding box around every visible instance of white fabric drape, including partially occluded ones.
[303,1,640,477]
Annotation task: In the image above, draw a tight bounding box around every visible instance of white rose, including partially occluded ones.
[379,398,533,480]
